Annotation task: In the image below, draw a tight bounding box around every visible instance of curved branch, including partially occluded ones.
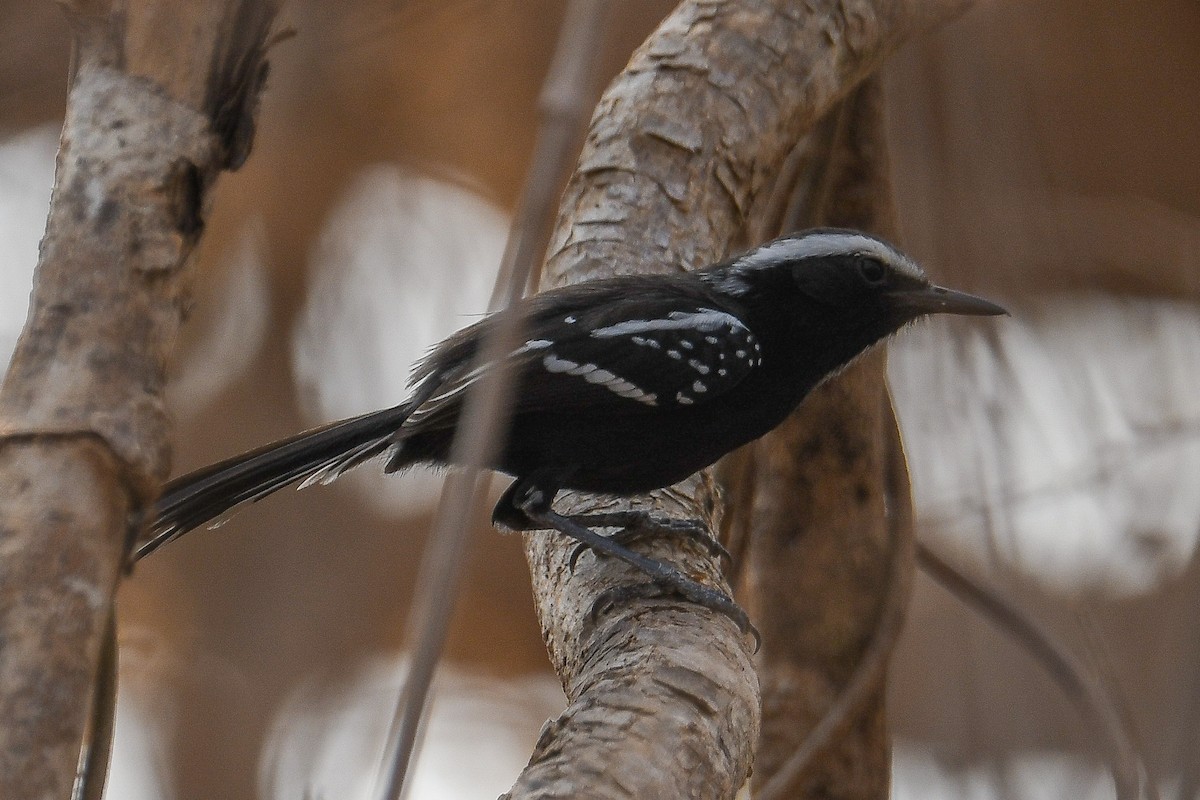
[754,392,915,800]
[510,1,971,797]
[740,73,910,800]
[917,543,1156,800]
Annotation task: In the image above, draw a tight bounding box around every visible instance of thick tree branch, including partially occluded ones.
[0,2,275,797]
[510,1,971,797]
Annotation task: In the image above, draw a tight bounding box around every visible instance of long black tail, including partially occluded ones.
[137,403,413,561]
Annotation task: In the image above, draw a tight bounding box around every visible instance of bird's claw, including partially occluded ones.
[516,503,758,650]
[566,512,731,572]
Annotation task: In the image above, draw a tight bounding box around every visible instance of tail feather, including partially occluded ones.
[297,437,395,490]
[138,404,412,560]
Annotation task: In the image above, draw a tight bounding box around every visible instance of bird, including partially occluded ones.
[138,228,1005,630]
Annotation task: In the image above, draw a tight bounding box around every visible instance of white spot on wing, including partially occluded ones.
[590,308,744,339]
[510,339,554,357]
[584,368,619,385]
[542,354,658,405]
[543,354,579,373]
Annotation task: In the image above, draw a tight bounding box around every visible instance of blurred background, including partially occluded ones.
[1,0,1198,797]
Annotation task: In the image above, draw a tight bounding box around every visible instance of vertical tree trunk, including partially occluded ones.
[740,77,915,800]
[0,3,275,797]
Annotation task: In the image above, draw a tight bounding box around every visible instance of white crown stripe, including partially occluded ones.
[729,231,925,281]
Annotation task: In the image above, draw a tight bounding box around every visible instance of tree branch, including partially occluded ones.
[509,1,971,797]
[732,74,910,800]
[0,2,276,797]
[917,543,1156,800]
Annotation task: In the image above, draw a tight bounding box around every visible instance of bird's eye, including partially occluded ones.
[857,257,887,285]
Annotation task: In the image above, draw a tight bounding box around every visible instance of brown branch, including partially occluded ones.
[736,74,910,800]
[0,2,276,797]
[508,1,971,797]
[753,389,915,800]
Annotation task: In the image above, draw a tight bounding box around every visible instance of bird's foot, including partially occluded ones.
[566,511,731,571]
[513,500,756,649]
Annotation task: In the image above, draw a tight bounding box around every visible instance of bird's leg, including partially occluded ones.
[491,479,541,531]
[493,484,730,565]
[530,506,754,638]
[496,479,754,638]
[564,511,731,570]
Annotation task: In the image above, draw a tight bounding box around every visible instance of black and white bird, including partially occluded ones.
[140,228,1004,627]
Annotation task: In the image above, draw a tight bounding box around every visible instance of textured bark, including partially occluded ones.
[744,358,912,800]
[739,78,914,799]
[0,2,275,797]
[511,1,970,797]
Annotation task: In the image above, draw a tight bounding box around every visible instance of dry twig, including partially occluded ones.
[918,543,1156,800]
[372,1,612,797]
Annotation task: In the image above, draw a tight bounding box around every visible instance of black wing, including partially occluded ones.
[402,279,763,432]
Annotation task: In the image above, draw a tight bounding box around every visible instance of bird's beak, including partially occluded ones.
[891,284,1008,318]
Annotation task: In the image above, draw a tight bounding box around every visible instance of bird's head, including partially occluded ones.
[700,226,1003,331]
[701,228,1004,369]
